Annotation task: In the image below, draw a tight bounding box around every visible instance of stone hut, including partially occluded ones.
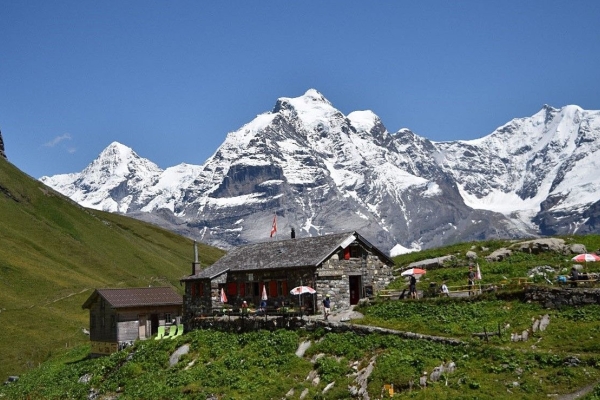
[82,287,183,356]
[181,231,394,323]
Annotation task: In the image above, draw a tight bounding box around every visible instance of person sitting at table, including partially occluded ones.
[241,300,248,315]
[571,267,579,287]
[258,299,267,315]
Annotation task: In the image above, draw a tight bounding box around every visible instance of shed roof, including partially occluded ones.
[82,287,182,309]
[182,231,393,281]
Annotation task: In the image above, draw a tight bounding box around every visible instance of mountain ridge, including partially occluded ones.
[40,89,600,255]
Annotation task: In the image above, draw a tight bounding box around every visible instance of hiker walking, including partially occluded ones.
[468,266,475,296]
[322,296,331,320]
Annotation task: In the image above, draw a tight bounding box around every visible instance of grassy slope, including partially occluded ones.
[0,157,224,380]
[3,235,600,398]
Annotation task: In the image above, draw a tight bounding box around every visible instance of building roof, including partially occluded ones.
[82,287,183,309]
[181,231,394,281]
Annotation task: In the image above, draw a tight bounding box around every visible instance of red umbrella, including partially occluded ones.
[400,268,427,276]
[290,286,316,295]
[572,254,600,263]
[290,286,316,308]
[220,287,228,303]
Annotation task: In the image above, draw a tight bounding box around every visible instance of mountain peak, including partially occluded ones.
[101,141,134,157]
[301,88,329,103]
[81,141,161,183]
[347,110,381,133]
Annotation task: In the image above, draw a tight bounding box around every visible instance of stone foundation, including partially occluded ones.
[525,286,600,308]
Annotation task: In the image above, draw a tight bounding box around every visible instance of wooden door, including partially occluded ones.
[138,315,147,339]
[349,276,361,305]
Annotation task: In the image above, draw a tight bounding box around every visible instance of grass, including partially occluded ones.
[3,325,600,399]
[390,235,600,293]
[0,157,225,380]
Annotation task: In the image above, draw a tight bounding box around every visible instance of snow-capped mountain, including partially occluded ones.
[40,90,600,255]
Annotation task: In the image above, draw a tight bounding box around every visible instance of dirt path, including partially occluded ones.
[557,380,600,400]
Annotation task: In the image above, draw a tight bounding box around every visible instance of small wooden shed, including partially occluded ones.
[82,287,182,356]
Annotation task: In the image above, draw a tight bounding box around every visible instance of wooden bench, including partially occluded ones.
[446,285,480,297]
[560,279,599,287]
[377,289,403,300]
[511,277,534,286]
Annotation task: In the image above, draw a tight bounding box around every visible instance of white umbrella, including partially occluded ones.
[261,285,268,301]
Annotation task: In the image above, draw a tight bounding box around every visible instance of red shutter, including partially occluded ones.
[344,247,350,260]
[239,282,246,296]
[198,283,203,296]
[227,282,237,296]
[282,280,288,296]
[191,283,196,297]
[269,280,277,297]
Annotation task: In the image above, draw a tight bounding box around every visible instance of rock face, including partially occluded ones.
[39,91,600,254]
[0,129,6,159]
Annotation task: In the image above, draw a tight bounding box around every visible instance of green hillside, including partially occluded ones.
[2,232,600,398]
[0,157,225,381]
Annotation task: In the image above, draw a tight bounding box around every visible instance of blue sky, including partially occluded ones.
[2,1,599,178]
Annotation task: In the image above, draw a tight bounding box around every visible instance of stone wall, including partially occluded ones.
[525,286,600,308]
[187,317,463,346]
[317,252,394,310]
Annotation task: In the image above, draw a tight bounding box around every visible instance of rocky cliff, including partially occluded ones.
[39,90,600,255]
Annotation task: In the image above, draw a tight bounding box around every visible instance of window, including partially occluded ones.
[350,245,361,258]
[253,282,260,296]
[278,280,288,296]
[165,313,172,324]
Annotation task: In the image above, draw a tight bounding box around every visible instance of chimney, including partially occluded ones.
[192,241,200,275]
[291,228,296,239]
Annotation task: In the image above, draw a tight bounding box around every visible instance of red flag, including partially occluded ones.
[270,214,277,237]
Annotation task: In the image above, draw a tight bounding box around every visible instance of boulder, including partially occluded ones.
[569,244,587,254]
[485,248,512,262]
[466,251,478,260]
[510,238,566,254]
[404,255,454,271]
